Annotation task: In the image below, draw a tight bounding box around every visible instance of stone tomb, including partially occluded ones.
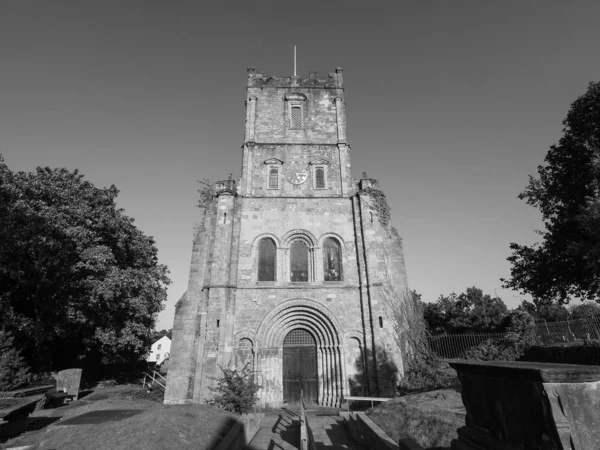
[0,396,43,438]
[450,360,600,450]
[56,368,83,401]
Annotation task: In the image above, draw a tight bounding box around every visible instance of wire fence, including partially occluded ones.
[427,315,600,359]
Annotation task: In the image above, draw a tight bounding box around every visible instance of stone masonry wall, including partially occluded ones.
[165,67,414,407]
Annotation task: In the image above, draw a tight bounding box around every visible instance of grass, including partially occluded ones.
[1,384,239,450]
[368,388,466,450]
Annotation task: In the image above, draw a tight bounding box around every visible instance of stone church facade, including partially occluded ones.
[165,66,413,407]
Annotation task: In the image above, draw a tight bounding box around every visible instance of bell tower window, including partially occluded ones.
[290,106,303,129]
[310,159,329,190]
[269,168,279,189]
[285,92,307,131]
[263,158,283,190]
[315,167,325,189]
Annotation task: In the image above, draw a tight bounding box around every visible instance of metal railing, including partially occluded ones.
[427,315,600,359]
[142,370,167,391]
[533,315,600,344]
[427,332,510,359]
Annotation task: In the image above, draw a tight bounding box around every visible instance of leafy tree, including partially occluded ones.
[463,310,538,362]
[0,329,32,391]
[516,300,570,322]
[0,156,170,371]
[569,302,600,318]
[502,82,600,305]
[150,329,173,343]
[208,364,262,414]
[423,287,508,334]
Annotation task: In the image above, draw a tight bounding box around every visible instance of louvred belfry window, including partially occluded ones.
[269,168,279,189]
[290,240,309,282]
[323,238,342,281]
[291,106,302,129]
[258,238,276,281]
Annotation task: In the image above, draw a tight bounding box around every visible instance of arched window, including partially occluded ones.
[258,238,276,281]
[269,168,279,189]
[315,167,325,189]
[290,240,309,282]
[323,237,342,281]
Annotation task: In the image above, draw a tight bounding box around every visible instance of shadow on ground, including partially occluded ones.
[60,409,144,425]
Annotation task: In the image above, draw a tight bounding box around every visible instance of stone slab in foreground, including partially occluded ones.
[450,360,600,450]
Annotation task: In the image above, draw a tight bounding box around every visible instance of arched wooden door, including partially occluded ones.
[283,329,318,404]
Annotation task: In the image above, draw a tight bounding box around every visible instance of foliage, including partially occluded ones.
[360,186,391,227]
[151,329,172,342]
[569,301,600,318]
[196,178,214,209]
[496,310,533,335]
[423,287,508,334]
[502,81,600,304]
[516,300,570,322]
[462,310,538,362]
[0,156,170,371]
[0,329,32,391]
[382,289,456,395]
[208,364,262,414]
[397,348,457,395]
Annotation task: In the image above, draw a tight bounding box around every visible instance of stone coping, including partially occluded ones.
[1,384,54,398]
[0,396,43,420]
[449,360,600,383]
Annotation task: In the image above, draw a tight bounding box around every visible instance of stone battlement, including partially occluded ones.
[247,67,343,89]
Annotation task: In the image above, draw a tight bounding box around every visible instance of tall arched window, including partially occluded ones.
[269,168,279,189]
[258,238,276,281]
[323,237,342,281]
[290,240,309,282]
[315,167,325,189]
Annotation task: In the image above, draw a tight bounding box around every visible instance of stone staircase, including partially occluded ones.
[245,407,365,450]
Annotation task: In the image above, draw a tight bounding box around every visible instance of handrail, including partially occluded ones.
[343,396,392,411]
[299,389,307,450]
[300,389,306,419]
[142,371,166,390]
[152,371,167,382]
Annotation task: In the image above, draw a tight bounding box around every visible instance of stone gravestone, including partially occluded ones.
[56,368,83,401]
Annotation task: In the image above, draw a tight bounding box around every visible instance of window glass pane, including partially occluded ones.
[291,106,302,129]
[315,167,325,188]
[269,168,278,189]
[323,238,342,281]
[258,238,276,281]
[291,240,309,282]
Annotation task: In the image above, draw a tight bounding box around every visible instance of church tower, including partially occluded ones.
[165,66,414,407]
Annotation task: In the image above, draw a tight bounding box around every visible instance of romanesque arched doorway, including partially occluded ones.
[283,329,318,404]
[256,299,345,407]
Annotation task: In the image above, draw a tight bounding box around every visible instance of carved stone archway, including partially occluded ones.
[255,298,345,407]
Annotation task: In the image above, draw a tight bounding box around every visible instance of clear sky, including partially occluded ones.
[1,1,599,330]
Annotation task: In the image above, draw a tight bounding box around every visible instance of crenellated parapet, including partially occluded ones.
[247,67,344,89]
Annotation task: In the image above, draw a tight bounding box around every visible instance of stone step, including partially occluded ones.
[246,410,365,450]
